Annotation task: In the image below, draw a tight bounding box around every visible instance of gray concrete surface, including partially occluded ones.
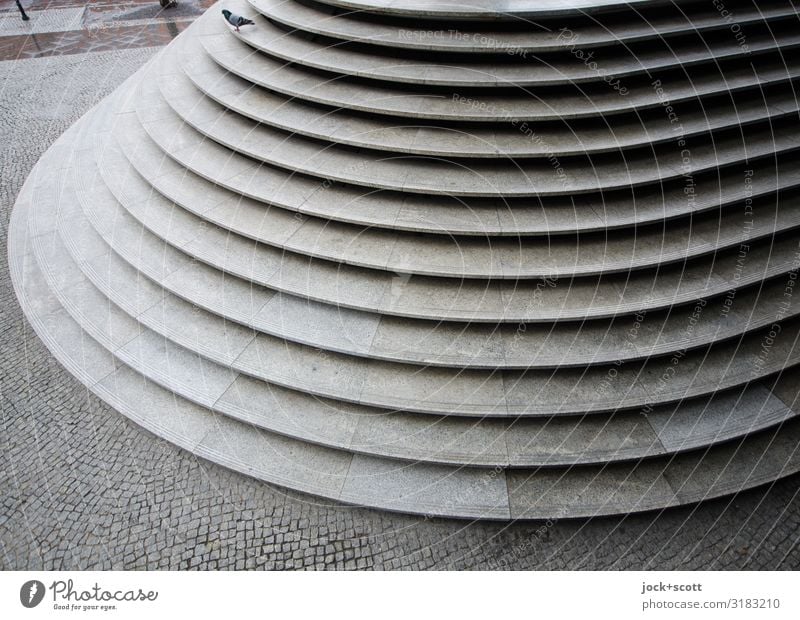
[2,17,800,570]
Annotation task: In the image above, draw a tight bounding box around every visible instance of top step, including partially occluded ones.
[251,0,797,53]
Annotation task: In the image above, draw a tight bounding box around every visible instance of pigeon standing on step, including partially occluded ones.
[221,9,254,32]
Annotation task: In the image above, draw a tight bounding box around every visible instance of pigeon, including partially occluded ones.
[221,9,254,32]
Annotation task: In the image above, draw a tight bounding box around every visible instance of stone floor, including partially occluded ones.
[1,0,800,570]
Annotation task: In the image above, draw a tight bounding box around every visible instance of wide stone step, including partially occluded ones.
[224,0,797,89]
[11,2,800,521]
[251,0,796,54]
[179,36,800,159]
[147,63,800,199]
[299,0,725,21]
[22,140,800,472]
[120,88,800,284]
[49,142,800,418]
[137,313,800,418]
[97,123,800,325]
[88,129,800,372]
[106,118,800,328]
[17,227,800,521]
[29,228,800,470]
[200,10,800,122]
[34,105,798,421]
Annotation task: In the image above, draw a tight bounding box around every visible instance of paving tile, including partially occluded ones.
[6,0,800,537]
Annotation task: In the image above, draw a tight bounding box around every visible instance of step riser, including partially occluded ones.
[228,3,800,89]
[60,149,800,418]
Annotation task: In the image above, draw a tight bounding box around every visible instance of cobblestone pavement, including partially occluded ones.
[1,8,800,571]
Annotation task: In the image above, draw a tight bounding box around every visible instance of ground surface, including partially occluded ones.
[1,0,799,570]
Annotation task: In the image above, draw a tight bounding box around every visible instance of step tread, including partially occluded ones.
[121,72,800,282]
[123,96,800,237]
[180,35,800,159]
[111,108,800,324]
[156,56,800,198]
[11,7,800,520]
[23,178,800,474]
[302,0,706,21]
[200,9,800,121]
[225,0,798,88]
[93,115,800,372]
[54,143,800,417]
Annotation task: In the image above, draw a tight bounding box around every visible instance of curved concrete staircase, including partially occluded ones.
[9,0,800,519]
